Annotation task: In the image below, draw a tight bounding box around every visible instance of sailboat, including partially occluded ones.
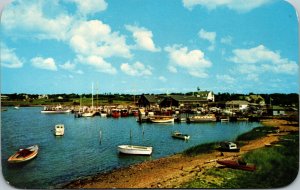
[82,83,96,117]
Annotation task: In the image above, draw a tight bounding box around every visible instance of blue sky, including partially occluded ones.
[1,0,299,94]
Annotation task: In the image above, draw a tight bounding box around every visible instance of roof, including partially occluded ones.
[226,100,249,105]
[142,95,165,104]
[170,95,207,102]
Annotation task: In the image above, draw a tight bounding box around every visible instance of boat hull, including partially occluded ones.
[118,145,152,155]
[8,145,39,163]
[41,110,71,114]
[217,160,256,171]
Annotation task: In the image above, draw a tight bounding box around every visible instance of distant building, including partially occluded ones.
[195,91,215,102]
[271,106,286,116]
[138,94,165,108]
[226,100,249,111]
[245,95,265,105]
[159,95,210,108]
[38,94,49,99]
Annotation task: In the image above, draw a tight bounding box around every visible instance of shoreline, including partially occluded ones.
[63,119,298,188]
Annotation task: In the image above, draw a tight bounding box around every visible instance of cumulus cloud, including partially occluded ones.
[120,62,153,76]
[59,61,76,71]
[70,20,131,59]
[76,55,117,74]
[220,36,233,45]
[2,0,74,41]
[158,76,167,82]
[198,29,216,51]
[164,45,212,78]
[69,0,107,15]
[216,74,235,84]
[183,0,272,12]
[31,57,57,71]
[125,25,160,52]
[228,45,298,75]
[1,44,23,68]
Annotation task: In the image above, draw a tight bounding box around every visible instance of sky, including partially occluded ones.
[0,0,299,95]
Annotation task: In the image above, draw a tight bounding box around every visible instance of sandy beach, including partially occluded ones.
[64,119,298,188]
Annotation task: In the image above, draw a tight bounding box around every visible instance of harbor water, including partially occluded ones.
[1,107,261,188]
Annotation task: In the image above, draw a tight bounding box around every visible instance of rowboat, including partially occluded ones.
[172,131,190,140]
[187,114,216,123]
[8,145,39,163]
[217,159,256,171]
[54,124,64,136]
[118,145,153,155]
[149,115,174,123]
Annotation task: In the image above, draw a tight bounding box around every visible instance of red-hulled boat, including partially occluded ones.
[217,159,256,171]
[121,109,129,117]
[111,109,120,118]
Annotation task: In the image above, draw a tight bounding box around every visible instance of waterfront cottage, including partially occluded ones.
[226,100,250,111]
[159,95,210,108]
[138,94,165,108]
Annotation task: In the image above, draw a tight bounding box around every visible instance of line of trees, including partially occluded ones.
[2,92,299,106]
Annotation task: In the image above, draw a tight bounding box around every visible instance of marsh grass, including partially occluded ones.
[182,132,299,188]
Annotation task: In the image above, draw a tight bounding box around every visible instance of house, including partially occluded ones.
[38,94,49,99]
[226,100,250,111]
[137,94,165,108]
[159,95,209,108]
[196,91,215,102]
[271,106,286,116]
[245,95,265,105]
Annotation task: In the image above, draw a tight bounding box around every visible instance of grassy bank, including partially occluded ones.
[181,129,299,188]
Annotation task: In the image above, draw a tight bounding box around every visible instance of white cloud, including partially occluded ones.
[70,20,131,58]
[158,76,167,82]
[2,0,74,41]
[220,36,233,45]
[120,62,153,76]
[228,45,298,75]
[125,25,160,52]
[198,29,216,51]
[69,0,107,15]
[31,57,57,71]
[1,44,23,68]
[76,55,116,74]
[183,0,272,12]
[164,44,212,78]
[168,65,178,73]
[216,74,235,84]
[59,61,76,71]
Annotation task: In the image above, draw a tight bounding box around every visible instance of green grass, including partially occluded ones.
[182,132,299,188]
[183,142,219,156]
[236,126,279,141]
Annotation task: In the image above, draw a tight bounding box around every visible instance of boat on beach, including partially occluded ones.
[172,131,190,140]
[8,145,39,163]
[117,145,153,155]
[187,114,216,123]
[54,124,64,136]
[217,141,240,152]
[149,115,174,123]
[217,159,256,171]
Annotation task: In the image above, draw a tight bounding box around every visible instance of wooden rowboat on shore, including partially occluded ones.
[8,145,39,163]
[217,159,256,171]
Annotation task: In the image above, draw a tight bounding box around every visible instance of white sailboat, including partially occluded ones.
[82,83,96,117]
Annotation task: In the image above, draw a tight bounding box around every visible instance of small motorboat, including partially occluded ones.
[217,141,240,152]
[217,159,256,171]
[54,124,64,136]
[172,131,190,140]
[118,145,153,155]
[8,145,39,163]
[149,115,174,123]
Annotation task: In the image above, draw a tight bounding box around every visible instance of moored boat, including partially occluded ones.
[217,159,256,171]
[187,114,216,123]
[54,124,64,136]
[82,111,96,117]
[111,109,121,118]
[172,131,190,140]
[149,115,174,123]
[8,145,39,163]
[120,109,129,117]
[117,145,153,155]
[41,106,72,114]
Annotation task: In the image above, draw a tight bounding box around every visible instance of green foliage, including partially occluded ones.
[182,133,299,188]
[236,126,279,141]
[183,143,218,156]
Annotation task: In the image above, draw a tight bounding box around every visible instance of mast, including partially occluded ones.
[92,82,94,110]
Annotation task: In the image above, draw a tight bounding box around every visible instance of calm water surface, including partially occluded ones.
[1,107,261,188]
